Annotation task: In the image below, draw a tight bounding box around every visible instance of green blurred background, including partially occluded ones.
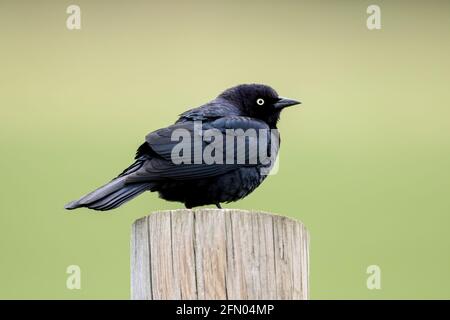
[1,0,449,299]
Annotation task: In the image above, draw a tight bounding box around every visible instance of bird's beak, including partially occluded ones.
[274,97,301,109]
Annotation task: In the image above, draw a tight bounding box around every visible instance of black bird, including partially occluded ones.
[65,84,300,211]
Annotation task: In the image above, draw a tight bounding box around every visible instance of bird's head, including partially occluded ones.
[218,84,301,127]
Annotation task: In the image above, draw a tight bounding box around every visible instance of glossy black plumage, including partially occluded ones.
[65,84,300,211]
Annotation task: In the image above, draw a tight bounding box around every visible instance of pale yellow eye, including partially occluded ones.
[256,98,265,106]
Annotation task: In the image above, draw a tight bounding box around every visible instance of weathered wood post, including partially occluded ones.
[131,209,309,300]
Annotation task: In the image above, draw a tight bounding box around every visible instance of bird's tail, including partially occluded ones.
[65,160,152,211]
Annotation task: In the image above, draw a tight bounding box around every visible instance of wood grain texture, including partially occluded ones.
[131,209,309,300]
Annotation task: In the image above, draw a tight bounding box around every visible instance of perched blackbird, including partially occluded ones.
[65,84,300,210]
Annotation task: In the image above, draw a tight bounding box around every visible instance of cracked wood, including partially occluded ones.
[131,209,309,300]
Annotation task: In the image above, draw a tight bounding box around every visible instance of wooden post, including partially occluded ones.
[131,209,309,300]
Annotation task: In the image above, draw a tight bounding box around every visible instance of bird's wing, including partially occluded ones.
[125,117,271,183]
[177,98,242,121]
